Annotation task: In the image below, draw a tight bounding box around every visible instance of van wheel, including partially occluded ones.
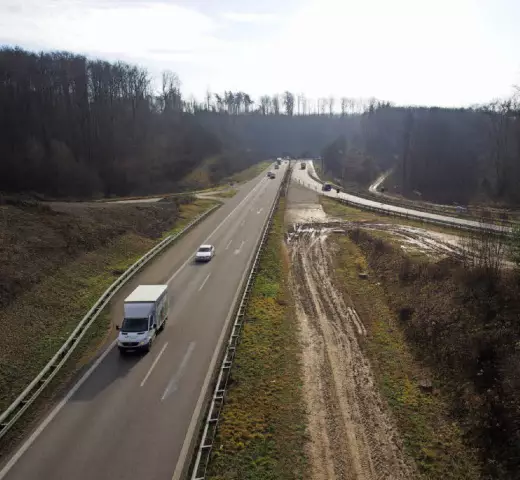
[145,339,153,353]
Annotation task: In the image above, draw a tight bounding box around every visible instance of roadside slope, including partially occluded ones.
[0,196,217,452]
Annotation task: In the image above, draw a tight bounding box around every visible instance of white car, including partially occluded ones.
[195,244,215,262]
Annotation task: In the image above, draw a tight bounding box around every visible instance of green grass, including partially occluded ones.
[207,199,307,480]
[161,199,219,239]
[320,196,468,237]
[226,161,271,184]
[0,199,218,452]
[209,189,238,199]
[331,234,480,479]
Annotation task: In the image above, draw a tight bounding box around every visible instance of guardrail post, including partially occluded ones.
[0,203,221,441]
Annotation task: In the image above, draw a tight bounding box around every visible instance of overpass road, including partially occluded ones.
[0,163,286,480]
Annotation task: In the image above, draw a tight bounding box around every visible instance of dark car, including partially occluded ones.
[322,183,332,192]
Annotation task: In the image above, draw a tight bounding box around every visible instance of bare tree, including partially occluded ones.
[224,91,234,114]
[283,91,294,116]
[161,70,182,113]
[328,95,335,116]
[234,92,244,114]
[259,95,271,115]
[301,94,307,115]
[272,94,280,115]
[340,97,348,117]
[481,99,517,198]
[461,220,509,278]
[319,97,327,116]
[214,93,224,112]
[297,93,305,115]
[205,88,212,111]
[243,93,253,113]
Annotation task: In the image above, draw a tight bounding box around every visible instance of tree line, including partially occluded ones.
[1,46,519,205]
[320,97,520,205]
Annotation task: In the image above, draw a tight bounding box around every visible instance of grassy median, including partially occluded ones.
[320,196,468,237]
[207,199,307,480]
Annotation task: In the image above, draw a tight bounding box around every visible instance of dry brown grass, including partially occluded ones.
[0,198,217,419]
[348,228,520,479]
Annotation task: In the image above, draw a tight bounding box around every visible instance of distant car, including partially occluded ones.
[267,171,275,179]
[274,164,280,169]
[322,183,332,192]
[195,244,215,262]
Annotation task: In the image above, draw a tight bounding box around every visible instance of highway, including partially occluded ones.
[0,163,286,480]
[295,160,508,232]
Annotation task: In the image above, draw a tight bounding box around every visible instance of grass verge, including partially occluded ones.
[206,199,307,480]
[226,161,271,184]
[161,199,218,238]
[331,233,480,479]
[320,196,468,237]
[0,199,218,456]
[211,189,238,199]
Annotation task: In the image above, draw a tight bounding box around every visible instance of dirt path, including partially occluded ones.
[287,225,415,479]
[285,180,415,479]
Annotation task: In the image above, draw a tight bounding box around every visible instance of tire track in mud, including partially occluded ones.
[288,225,416,480]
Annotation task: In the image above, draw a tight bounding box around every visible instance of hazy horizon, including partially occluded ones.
[1,0,519,107]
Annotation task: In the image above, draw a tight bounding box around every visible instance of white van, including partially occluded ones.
[117,285,169,354]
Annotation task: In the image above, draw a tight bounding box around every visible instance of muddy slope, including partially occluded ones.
[287,225,416,480]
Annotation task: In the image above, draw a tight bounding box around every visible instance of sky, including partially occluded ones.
[1,0,519,107]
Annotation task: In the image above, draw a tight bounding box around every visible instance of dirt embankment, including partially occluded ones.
[285,181,415,479]
[353,229,520,479]
[287,225,416,480]
[0,198,186,308]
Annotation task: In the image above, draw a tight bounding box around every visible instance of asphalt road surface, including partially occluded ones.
[0,163,286,480]
[295,161,507,232]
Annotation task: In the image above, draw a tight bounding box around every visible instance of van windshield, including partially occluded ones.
[121,318,149,332]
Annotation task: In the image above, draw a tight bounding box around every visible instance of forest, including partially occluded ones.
[0,46,519,204]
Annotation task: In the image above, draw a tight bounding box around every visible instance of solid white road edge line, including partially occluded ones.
[198,273,211,292]
[0,173,271,478]
[162,342,196,401]
[167,176,268,285]
[140,342,169,388]
[171,180,278,480]
[0,340,118,480]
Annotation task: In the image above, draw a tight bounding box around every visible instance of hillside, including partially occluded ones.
[1,46,519,207]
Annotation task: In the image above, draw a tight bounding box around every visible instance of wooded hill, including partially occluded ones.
[1,46,518,204]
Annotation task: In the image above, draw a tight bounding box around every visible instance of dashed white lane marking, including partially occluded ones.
[141,342,169,387]
[162,342,196,400]
[198,273,211,291]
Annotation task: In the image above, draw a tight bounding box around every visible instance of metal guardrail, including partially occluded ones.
[307,165,518,229]
[302,166,511,236]
[189,165,291,480]
[0,203,221,441]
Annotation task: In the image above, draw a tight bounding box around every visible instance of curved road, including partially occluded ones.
[0,163,286,480]
[295,160,508,232]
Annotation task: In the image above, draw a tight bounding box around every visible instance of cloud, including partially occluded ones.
[0,1,228,62]
[221,12,278,24]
